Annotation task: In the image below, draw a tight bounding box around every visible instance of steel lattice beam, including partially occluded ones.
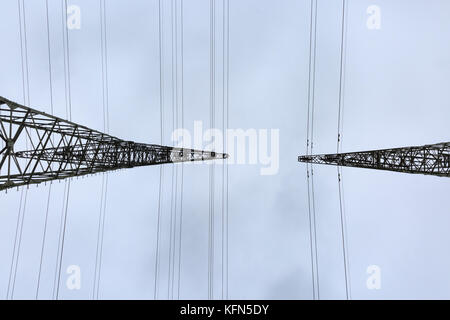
[298,142,450,177]
[0,96,227,191]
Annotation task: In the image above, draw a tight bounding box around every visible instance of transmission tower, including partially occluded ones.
[0,96,227,191]
[298,142,450,177]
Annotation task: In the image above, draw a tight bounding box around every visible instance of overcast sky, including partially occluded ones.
[0,0,450,300]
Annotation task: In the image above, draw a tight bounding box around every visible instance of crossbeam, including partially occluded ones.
[298,142,450,177]
[0,96,227,191]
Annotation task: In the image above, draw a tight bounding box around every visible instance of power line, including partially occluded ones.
[93,0,110,299]
[7,184,26,299]
[168,0,178,299]
[224,0,230,300]
[36,183,52,299]
[310,169,319,299]
[170,0,185,300]
[208,0,216,300]
[154,0,164,300]
[52,181,66,299]
[95,174,108,298]
[305,0,315,300]
[337,0,347,154]
[176,0,185,300]
[305,0,320,300]
[55,179,70,299]
[55,0,73,300]
[221,0,229,300]
[36,0,55,300]
[7,0,30,300]
[94,171,106,299]
[336,0,351,300]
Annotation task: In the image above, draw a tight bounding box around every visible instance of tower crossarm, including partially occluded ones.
[0,96,227,191]
[298,142,450,177]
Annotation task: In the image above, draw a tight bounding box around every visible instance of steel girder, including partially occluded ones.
[0,96,227,191]
[298,142,450,177]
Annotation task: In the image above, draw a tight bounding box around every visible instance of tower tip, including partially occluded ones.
[298,155,312,162]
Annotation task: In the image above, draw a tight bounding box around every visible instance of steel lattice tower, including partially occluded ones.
[298,142,450,177]
[0,96,227,191]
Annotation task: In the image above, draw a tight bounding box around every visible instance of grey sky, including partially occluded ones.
[0,0,449,300]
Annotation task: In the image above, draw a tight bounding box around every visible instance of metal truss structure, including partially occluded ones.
[0,96,227,191]
[298,142,450,177]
